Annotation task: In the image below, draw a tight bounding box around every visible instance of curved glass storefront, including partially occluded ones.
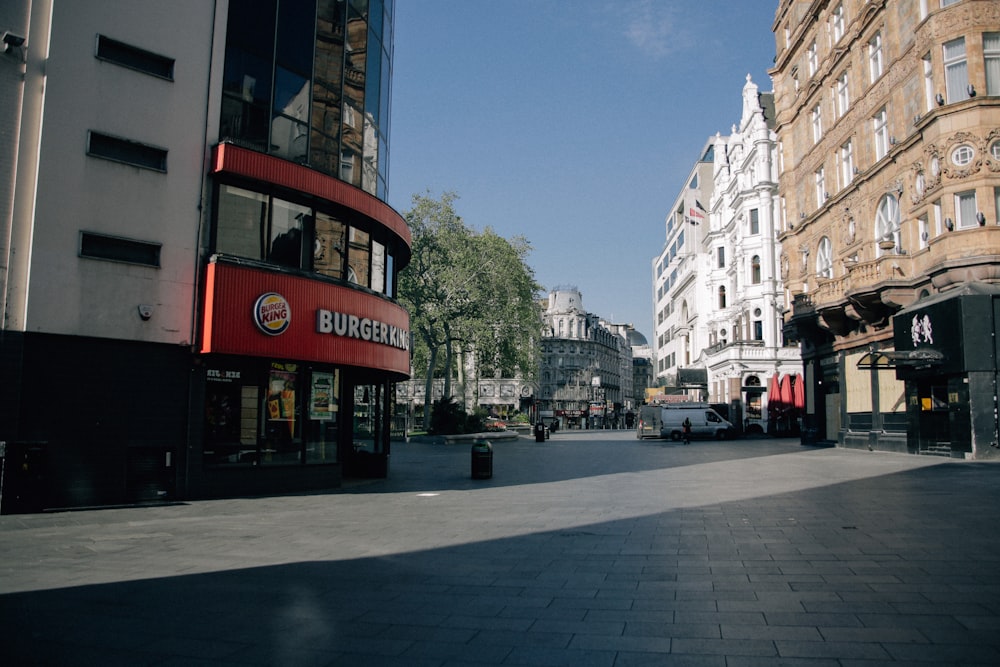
[220,0,392,200]
[193,0,406,491]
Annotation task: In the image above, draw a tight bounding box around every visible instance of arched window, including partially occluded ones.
[718,285,727,308]
[816,236,833,278]
[875,193,900,254]
[751,255,762,284]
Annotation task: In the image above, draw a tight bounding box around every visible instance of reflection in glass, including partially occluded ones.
[313,212,346,278]
[371,240,385,293]
[204,368,255,465]
[362,114,379,195]
[269,198,310,268]
[352,381,386,457]
[220,0,393,195]
[220,0,276,151]
[216,185,268,259]
[271,67,310,162]
[385,252,394,297]
[306,369,339,464]
[311,0,346,175]
[348,227,370,285]
[264,362,301,465]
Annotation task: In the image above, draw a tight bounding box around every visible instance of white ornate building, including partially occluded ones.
[652,141,715,392]
[652,76,801,433]
[702,75,802,432]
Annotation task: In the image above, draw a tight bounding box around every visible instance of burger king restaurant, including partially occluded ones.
[188,258,410,498]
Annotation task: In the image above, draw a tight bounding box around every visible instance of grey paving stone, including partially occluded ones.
[671,637,778,656]
[3,434,999,666]
[775,639,891,660]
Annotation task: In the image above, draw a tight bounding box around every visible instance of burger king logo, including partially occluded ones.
[253,292,290,336]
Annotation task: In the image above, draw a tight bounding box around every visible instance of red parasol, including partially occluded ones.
[767,373,783,415]
[793,373,806,411]
[780,374,794,411]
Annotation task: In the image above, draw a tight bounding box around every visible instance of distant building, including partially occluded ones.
[538,288,631,429]
[652,77,801,433]
[652,142,716,393]
[702,75,801,433]
[774,0,1000,457]
[603,322,643,411]
[619,326,654,409]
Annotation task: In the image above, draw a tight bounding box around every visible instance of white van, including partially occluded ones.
[660,404,734,441]
[636,405,664,439]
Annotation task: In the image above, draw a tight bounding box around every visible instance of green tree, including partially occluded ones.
[399,192,542,426]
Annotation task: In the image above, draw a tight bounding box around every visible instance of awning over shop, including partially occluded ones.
[856,349,945,369]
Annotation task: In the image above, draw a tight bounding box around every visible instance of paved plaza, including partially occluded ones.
[2,431,1000,666]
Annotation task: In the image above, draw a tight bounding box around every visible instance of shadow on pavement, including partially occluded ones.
[3,456,1000,665]
[352,433,824,494]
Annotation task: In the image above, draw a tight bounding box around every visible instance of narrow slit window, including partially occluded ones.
[80,231,161,267]
[96,35,175,80]
[87,131,168,172]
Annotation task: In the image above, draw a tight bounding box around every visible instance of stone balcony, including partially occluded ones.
[701,339,801,367]
[790,226,1000,337]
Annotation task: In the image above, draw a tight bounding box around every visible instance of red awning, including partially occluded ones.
[779,374,794,410]
[793,373,806,411]
[767,373,783,414]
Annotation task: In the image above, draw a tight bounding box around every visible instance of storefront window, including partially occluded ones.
[263,362,301,464]
[204,365,258,465]
[216,185,268,260]
[213,181,403,291]
[204,361,343,467]
[371,240,385,293]
[385,252,395,297]
[269,199,309,268]
[352,383,386,456]
[314,212,346,278]
[306,369,340,463]
[348,227,370,285]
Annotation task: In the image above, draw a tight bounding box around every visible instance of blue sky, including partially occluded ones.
[387,1,778,341]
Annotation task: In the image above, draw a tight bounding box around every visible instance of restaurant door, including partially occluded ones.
[343,379,391,478]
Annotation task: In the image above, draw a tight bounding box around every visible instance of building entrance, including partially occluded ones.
[915,382,951,456]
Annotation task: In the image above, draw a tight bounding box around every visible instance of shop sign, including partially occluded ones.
[253,293,291,336]
[316,309,410,351]
[207,369,241,382]
[893,295,965,377]
[202,262,410,375]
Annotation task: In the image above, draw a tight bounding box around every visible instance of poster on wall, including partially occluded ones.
[267,363,297,435]
[310,371,338,420]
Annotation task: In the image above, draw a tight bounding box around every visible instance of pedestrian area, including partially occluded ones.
[2,433,1000,666]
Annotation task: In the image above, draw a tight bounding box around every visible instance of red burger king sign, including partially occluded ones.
[253,292,290,335]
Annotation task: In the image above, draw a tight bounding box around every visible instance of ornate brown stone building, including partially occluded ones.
[773,0,1000,456]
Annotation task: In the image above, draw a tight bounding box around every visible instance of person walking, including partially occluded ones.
[682,417,692,445]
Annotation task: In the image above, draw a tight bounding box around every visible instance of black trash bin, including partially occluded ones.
[534,422,546,442]
[471,440,492,479]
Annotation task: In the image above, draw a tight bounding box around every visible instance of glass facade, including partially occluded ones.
[204,359,393,468]
[206,0,402,483]
[220,0,393,199]
[213,184,397,297]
